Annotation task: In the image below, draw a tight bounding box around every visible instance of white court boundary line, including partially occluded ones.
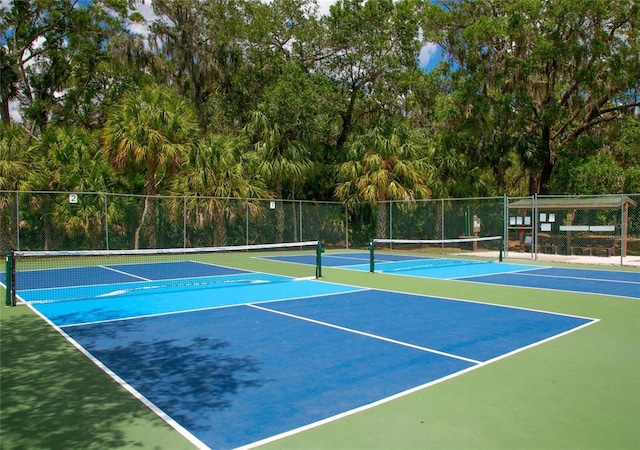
[374,263,640,301]
[237,307,598,450]
[24,303,212,450]
[100,265,151,281]
[453,271,640,301]
[507,270,640,285]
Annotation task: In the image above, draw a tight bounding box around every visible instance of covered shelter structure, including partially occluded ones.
[507,195,638,257]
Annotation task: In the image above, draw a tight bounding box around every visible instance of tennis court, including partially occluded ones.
[1,243,602,449]
[274,250,640,299]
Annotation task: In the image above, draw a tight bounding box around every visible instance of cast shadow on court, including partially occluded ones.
[82,334,268,431]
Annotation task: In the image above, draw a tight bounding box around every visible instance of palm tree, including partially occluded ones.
[170,134,270,246]
[0,123,30,251]
[0,47,20,124]
[244,110,313,243]
[335,119,433,239]
[102,85,199,248]
[0,123,30,190]
[27,126,117,250]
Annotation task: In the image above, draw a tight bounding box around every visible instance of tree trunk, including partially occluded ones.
[274,184,285,244]
[213,206,227,247]
[1,99,10,125]
[530,125,554,195]
[134,196,149,250]
[537,125,554,195]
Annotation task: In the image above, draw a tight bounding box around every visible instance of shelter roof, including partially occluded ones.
[508,196,637,210]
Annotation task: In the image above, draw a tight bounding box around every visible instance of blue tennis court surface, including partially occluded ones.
[269,252,640,299]
[54,287,593,449]
[4,258,599,449]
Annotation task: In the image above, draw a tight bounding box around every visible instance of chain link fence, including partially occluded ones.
[0,192,349,251]
[1,191,639,265]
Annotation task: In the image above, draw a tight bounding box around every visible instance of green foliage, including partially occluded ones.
[336,119,432,205]
[550,151,625,195]
[551,117,640,194]
[1,0,638,211]
[0,123,31,190]
[429,0,640,194]
[2,0,130,130]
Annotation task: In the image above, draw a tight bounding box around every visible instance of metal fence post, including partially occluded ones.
[299,200,303,242]
[503,194,508,259]
[345,205,349,250]
[533,194,538,261]
[5,252,14,306]
[15,191,20,251]
[104,193,109,251]
[183,196,187,248]
[441,198,445,241]
[389,201,393,241]
[620,193,625,265]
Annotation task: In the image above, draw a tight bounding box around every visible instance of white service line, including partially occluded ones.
[248,303,481,364]
[100,265,151,281]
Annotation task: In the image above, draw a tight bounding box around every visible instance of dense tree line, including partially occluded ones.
[1,0,639,210]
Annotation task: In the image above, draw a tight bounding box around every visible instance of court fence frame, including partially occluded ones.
[1,191,639,266]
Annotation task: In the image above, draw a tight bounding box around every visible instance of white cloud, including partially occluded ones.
[316,0,334,16]
[419,42,440,70]
[8,100,22,123]
[129,0,156,35]
[134,0,156,20]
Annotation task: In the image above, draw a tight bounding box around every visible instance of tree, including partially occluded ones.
[319,0,425,147]
[335,119,432,238]
[102,85,199,248]
[550,116,640,194]
[0,123,30,190]
[170,134,270,246]
[1,0,130,132]
[428,0,640,194]
[0,123,31,251]
[0,46,20,124]
[244,108,313,243]
[242,66,323,241]
[149,0,249,132]
[24,125,120,249]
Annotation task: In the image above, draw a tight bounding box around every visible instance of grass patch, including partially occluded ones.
[0,302,196,450]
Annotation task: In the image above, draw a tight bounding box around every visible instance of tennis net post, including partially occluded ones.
[5,251,15,306]
[316,241,323,278]
[368,239,375,273]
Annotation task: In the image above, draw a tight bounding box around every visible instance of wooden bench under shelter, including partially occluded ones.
[523,236,565,254]
[570,238,617,257]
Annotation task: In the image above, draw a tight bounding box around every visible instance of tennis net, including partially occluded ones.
[368,236,503,273]
[4,241,322,305]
